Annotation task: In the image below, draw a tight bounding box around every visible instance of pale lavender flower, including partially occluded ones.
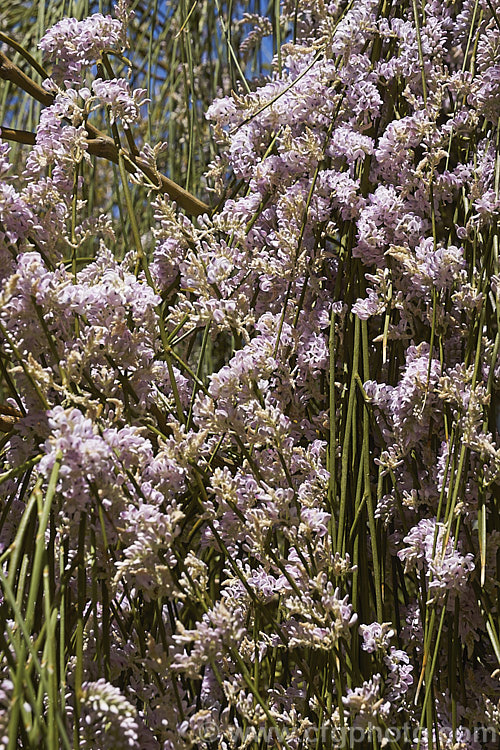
[472,189,500,224]
[20,178,71,256]
[39,405,113,516]
[172,601,245,679]
[351,287,383,320]
[0,182,36,280]
[245,566,281,603]
[484,693,500,732]
[200,666,224,707]
[371,112,430,185]
[278,584,357,650]
[470,26,500,122]
[0,678,12,707]
[413,725,482,750]
[383,647,414,701]
[327,124,374,168]
[359,621,395,653]
[374,492,398,526]
[342,674,391,728]
[398,517,475,601]
[365,343,442,451]
[316,170,363,221]
[39,14,125,84]
[298,507,330,538]
[391,238,466,295]
[114,0,134,26]
[0,140,11,178]
[238,13,272,60]
[330,0,379,59]
[92,78,149,128]
[25,108,89,192]
[2,2,500,744]
[0,679,12,750]
[113,502,184,600]
[80,679,140,749]
[354,184,406,266]
[400,602,423,652]
[347,78,383,124]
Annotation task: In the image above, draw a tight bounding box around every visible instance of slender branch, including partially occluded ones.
[0,127,35,146]
[0,49,53,105]
[0,31,50,81]
[0,50,210,216]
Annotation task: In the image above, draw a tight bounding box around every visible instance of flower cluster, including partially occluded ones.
[39,13,127,84]
[1,0,500,748]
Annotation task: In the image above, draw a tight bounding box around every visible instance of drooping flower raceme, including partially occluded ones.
[38,13,126,84]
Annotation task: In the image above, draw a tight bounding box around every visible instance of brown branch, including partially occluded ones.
[0,50,53,106]
[0,127,35,146]
[0,31,50,81]
[0,50,210,216]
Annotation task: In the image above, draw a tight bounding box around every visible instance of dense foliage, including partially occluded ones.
[1,1,500,748]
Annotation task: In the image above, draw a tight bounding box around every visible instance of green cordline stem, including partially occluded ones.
[24,458,60,634]
[412,0,428,105]
[337,314,361,553]
[429,427,457,570]
[146,0,159,144]
[349,448,364,592]
[350,502,362,687]
[0,456,41,492]
[486,0,500,31]
[71,163,79,282]
[450,595,460,739]
[416,599,448,750]
[231,48,323,134]
[164,351,186,426]
[5,619,46,750]
[442,298,486,545]
[5,491,38,584]
[164,313,191,344]
[42,568,60,749]
[328,305,338,550]
[117,151,146,272]
[347,483,369,548]
[117,148,190,425]
[177,541,288,727]
[179,0,196,193]
[186,322,210,431]
[32,298,69,387]
[0,321,49,410]
[73,512,87,749]
[59,543,67,721]
[2,550,72,747]
[274,119,336,360]
[274,0,282,74]
[15,555,30,612]
[162,338,210,395]
[485,618,500,664]
[361,318,383,622]
[214,0,251,94]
